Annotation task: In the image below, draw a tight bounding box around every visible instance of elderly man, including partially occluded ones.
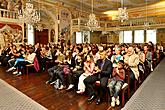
[84,50,113,105]
[124,47,139,82]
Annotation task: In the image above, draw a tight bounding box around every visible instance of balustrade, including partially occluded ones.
[71,17,165,32]
[0,9,18,19]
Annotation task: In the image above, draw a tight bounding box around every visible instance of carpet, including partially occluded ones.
[0,79,47,110]
[122,58,165,110]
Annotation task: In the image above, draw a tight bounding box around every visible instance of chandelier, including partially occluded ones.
[117,0,128,22]
[18,0,40,25]
[87,0,99,31]
[144,22,150,30]
[144,0,150,30]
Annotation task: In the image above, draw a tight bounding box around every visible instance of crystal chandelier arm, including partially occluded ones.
[145,0,148,21]
[117,0,128,22]
[18,0,40,25]
[121,0,124,8]
[92,0,93,14]
[87,0,99,31]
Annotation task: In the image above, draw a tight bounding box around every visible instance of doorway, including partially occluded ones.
[35,29,48,45]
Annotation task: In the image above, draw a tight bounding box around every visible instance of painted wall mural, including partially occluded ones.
[59,9,71,42]
[0,23,22,46]
[0,0,22,11]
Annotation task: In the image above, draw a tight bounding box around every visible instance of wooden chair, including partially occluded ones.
[133,64,142,92]
[25,56,40,76]
[138,63,145,82]
[121,69,130,107]
[26,64,35,76]
[134,78,138,92]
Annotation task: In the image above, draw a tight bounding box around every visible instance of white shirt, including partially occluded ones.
[26,53,36,63]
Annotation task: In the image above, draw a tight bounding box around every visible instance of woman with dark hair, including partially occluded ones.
[9,49,36,76]
[148,41,154,52]
[135,45,145,74]
[108,60,125,107]
[56,50,72,90]
[135,45,145,63]
[144,45,153,71]
[107,46,113,60]
[66,53,84,91]
[76,54,95,94]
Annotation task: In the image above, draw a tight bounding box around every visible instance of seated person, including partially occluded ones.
[6,45,26,72]
[111,47,123,67]
[108,60,125,107]
[135,46,145,73]
[84,50,113,105]
[66,54,84,91]
[144,45,152,71]
[76,54,95,94]
[46,49,65,87]
[8,49,36,76]
[40,46,53,71]
[124,47,139,87]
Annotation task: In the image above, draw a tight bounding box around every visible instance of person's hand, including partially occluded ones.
[54,60,59,63]
[124,60,128,64]
[114,55,116,60]
[97,69,101,73]
[63,60,67,63]
[76,66,80,69]
[59,61,63,64]
[84,62,88,67]
[73,68,77,72]
[95,66,99,71]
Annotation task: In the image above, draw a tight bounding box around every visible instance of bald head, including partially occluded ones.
[127,47,134,56]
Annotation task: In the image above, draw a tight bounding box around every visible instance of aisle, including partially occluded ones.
[122,58,165,110]
[0,79,47,110]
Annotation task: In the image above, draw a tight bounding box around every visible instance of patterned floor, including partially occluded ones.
[0,79,47,110]
[122,58,165,110]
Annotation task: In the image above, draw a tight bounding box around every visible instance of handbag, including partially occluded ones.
[63,65,70,75]
[54,79,62,89]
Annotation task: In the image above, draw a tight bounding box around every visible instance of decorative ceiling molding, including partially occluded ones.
[45,0,161,13]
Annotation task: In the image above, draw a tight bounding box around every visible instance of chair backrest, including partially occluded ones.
[125,69,131,86]
[138,62,145,71]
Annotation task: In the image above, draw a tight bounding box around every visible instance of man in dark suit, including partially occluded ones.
[84,50,113,105]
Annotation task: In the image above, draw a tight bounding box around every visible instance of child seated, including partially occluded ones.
[107,60,125,107]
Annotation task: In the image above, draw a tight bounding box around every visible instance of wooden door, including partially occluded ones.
[35,29,48,45]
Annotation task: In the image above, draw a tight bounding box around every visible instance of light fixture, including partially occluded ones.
[18,0,40,25]
[87,0,99,31]
[117,0,128,22]
[144,0,150,30]
[144,22,150,30]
